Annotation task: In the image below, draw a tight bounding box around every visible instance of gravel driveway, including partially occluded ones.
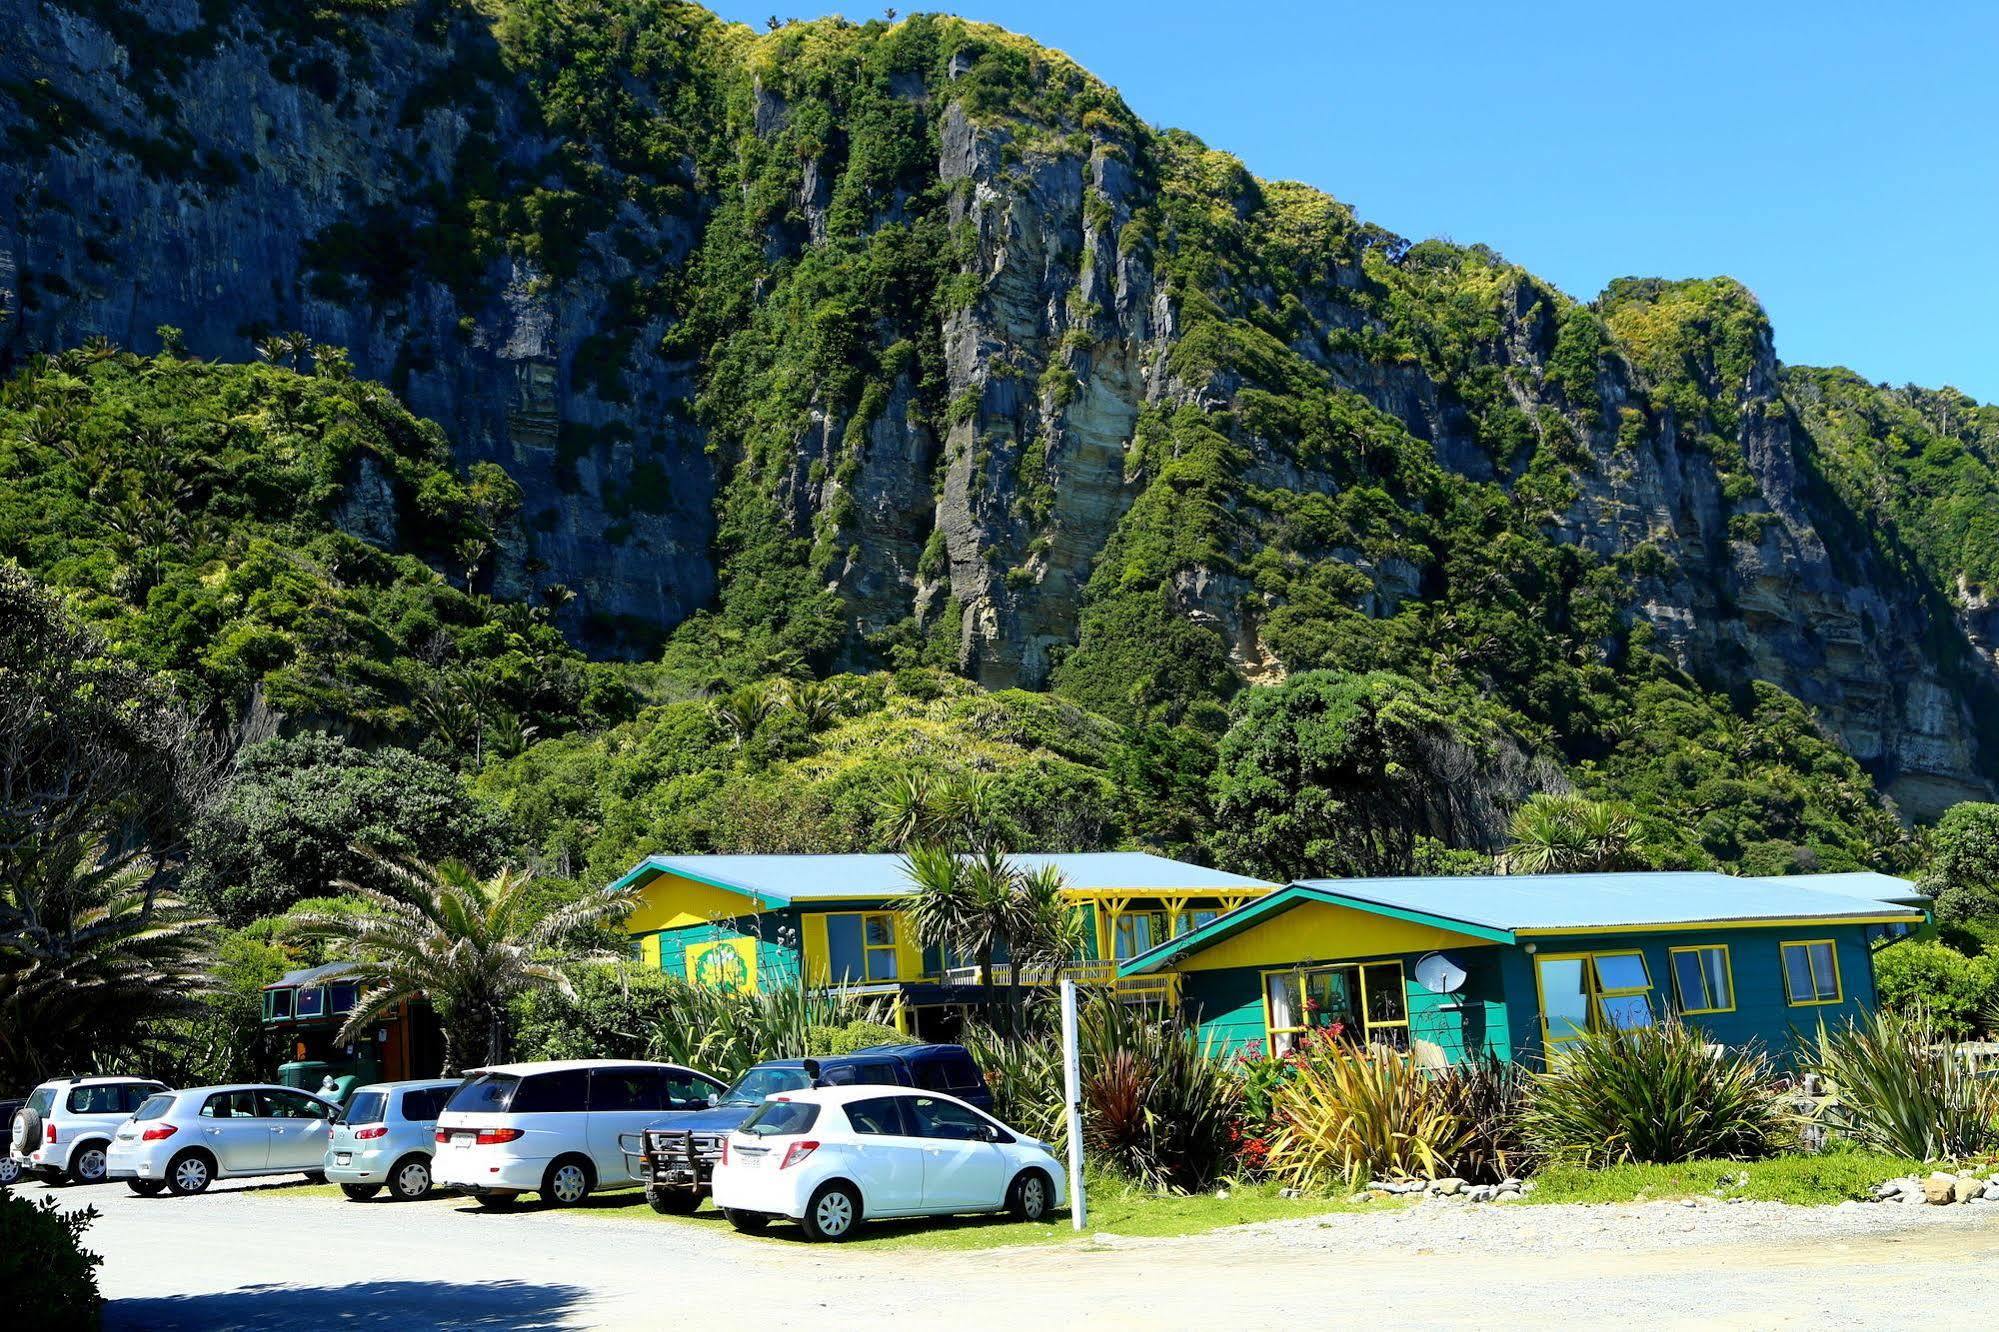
[25,1176,1999,1329]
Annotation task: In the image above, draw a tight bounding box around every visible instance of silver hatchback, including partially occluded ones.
[324,1079,460,1202]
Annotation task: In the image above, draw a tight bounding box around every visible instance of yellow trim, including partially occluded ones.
[1780,939,1844,1006]
[1514,915,1913,937]
[800,913,831,986]
[623,871,774,933]
[637,933,662,972]
[1533,952,1595,1050]
[1668,944,1736,1015]
[1589,949,1651,994]
[1174,899,1496,974]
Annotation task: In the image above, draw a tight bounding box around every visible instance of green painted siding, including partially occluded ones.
[643,908,802,987]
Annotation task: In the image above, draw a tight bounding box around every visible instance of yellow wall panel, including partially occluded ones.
[623,871,768,934]
[1176,901,1496,972]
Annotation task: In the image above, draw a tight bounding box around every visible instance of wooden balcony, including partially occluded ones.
[940,959,1180,1005]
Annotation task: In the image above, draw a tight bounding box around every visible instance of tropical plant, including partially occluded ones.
[1499,793,1645,874]
[289,855,636,1071]
[1432,1053,1532,1183]
[903,846,1076,1032]
[1263,1034,1471,1190]
[1520,1020,1793,1166]
[1805,1006,1999,1161]
[0,1189,103,1331]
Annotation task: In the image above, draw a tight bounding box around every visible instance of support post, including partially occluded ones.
[1060,977,1086,1231]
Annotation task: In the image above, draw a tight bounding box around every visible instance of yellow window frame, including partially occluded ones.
[1535,950,1657,1049]
[1780,939,1842,1006]
[1668,944,1735,1015]
[1260,961,1409,1052]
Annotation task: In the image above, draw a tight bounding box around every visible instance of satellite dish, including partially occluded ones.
[1414,952,1468,995]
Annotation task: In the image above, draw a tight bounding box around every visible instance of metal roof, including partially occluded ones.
[266,962,361,989]
[1118,870,1925,976]
[607,852,1274,904]
[1748,871,1929,908]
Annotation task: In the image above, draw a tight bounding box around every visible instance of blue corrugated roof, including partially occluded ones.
[1749,871,1929,908]
[610,852,1274,904]
[1293,870,1925,933]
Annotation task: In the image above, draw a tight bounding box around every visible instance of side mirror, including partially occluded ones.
[802,1059,824,1088]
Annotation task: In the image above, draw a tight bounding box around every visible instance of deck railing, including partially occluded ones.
[940,959,1179,1005]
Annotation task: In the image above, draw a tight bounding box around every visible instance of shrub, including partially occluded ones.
[1520,1020,1793,1166]
[1806,1006,1999,1161]
[1434,1054,1532,1183]
[1263,1035,1470,1190]
[804,1019,907,1056]
[0,1189,103,1330]
[1873,941,1999,1039]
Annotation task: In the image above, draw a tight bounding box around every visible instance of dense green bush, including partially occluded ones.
[1520,1021,1794,1166]
[0,1189,103,1330]
[1807,1007,1999,1162]
[1873,940,1999,1038]
[1262,1036,1469,1190]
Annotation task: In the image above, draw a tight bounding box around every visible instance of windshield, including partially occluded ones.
[721,1067,812,1106]
[343,1091,387,1125]
[443,1073,520,1114]
[132,1094,174,1122]
[740,1100,820,1136]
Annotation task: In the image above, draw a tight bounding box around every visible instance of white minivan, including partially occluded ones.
[431,1060,724,1208]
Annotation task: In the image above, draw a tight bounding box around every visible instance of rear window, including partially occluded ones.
[26,1088,55,1118]
[344,1091,387,1125]
[445,1073,520,1115]
[723,1066,812,1105]
[132,1094,174,1122]
[740,1099,820,1137]
[821,1062,898,1087]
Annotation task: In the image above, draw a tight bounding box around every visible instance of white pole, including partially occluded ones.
[1060,977,1086,1230]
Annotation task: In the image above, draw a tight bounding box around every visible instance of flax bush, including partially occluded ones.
[1433,1054,1532,1183]
[1806,1006,1999,1161]
[1263,1036,1470,1190]
[1520,1019,1794,1166]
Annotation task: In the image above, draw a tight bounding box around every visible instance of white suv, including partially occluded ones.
[105,1084,340,1196]
[10,1077,168,1185]
[711,1085,1066,1241]
[432,1060,724,1208]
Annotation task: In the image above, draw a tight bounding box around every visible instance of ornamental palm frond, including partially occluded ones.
[0,836,213,1087]
[1499,793,1644,874]
[903,847,1075,1033]
[288,854,638,1072]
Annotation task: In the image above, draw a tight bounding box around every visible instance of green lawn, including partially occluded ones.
[1523,1152,1925,1206]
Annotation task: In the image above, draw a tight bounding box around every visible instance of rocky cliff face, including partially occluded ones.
[2,0,1992,813]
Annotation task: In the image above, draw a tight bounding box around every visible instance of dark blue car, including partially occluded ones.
[626,1044,990,1213]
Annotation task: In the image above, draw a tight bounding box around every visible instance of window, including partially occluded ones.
[202,1090,258,1119]
[721,1067,812,1106]
[741,1100,819,1136]
[822,1061,899,1087]
[345,1091,388,1125]
[825,912,900,982]
[1180,906,1222,934]
[1670,946,1735,1014]
[664,1075,719,1111]
[259,1089,332,1119]
[67,1084,128,1114]
[1781,941,1842,1005]
[295,986,325,1019]
[1114,910,1169,960]
[844,1096,911,1136]
[133,1095,174,1123]
[590,1068,668,1112]
[445,1073,520,1114]
[510,1070,590,1113]
[1537,951,1656,1049]
[265,988,293,1021]
[328,983,358,1016]
[907,1096,1000,1142]
[399,1088,451,1121]
[1264,962,1409,1054]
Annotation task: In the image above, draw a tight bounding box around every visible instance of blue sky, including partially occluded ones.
[707,2,1999,400]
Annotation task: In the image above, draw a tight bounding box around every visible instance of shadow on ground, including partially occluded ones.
[109,1279,589,1330]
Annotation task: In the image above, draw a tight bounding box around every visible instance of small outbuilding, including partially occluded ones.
[1114,870,1926,1065]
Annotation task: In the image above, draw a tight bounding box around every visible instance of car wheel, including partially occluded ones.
[340,1183,382,1201]
[646,1187,700,1215]
[166,1151,214,1196]
[540,1156,593,1207]
[800,1182,861,1242]
[723,1207,769,1234]
[473,1192,520,1210]
[126,1179,166,1197]
[0,1155,20,1186]
[68,1141,110,1185]
[303,1170,326,1185]
[1009,1169,1052,1222]
[389,1155,433,1202]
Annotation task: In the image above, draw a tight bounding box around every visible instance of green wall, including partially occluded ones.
[641,908,802,986]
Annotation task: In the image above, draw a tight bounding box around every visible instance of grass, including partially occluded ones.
[1522,1151,1925,1206]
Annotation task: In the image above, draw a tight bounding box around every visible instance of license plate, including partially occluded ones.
[453,1133,474,1145]
[335,1153,352,1165]
[737,1150,769,1169]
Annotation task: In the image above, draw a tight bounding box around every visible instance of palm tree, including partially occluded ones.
[0,837,213,1087]
[289,855,638,1072]
[876,772,936,847]
[713,684,777,748]
[1500,793,1643,874]
[904,846,1075,1034]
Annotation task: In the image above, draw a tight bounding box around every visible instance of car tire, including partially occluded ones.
[388,1155,433,1202]
[473,1192,520,1210]
[10,1106,41,1159]
[1008,1169,1053,1222]
[539,1156,594,1207]
[340,1183,382,1201]
[800,1181,862,1242]
[646,1187,701,1215]
[126,1179,166,1197]
[165,1150,214,1196]
[68,1140,110,1186]
[303,1170,326,1185]
[723,1207,769,1234]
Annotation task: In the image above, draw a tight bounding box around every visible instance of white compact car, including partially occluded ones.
[325,1078,462,1202]
[10,1076,169,1185]
[431,1060,725,1208]
[710,1085,1066,1241]
[105,1084,340,1196]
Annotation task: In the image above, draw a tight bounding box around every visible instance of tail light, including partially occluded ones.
[720,1138,730,1166]
[474,1127,524,1145]
[45,1122,56,1144]
[354,1126,388,1140]
[435,1130,449,1143]
[141,1125,179,1142]
[779,1140,819,1170]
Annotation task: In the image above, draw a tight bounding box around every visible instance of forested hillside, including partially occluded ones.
[6,0,1999,924]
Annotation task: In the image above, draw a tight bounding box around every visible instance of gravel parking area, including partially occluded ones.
[22,1176,1999,1328]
